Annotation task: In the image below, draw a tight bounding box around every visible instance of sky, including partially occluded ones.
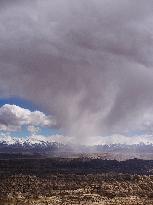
[0,0,153,145]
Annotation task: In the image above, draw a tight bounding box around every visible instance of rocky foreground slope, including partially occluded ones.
[1,174,153,204]
[1,156,153,204]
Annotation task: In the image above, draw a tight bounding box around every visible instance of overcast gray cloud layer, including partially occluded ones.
[0,0,153,143]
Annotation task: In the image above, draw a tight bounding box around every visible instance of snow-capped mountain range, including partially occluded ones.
[1,135,153,158]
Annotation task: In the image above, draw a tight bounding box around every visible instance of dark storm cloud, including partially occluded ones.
[0,0,153,143]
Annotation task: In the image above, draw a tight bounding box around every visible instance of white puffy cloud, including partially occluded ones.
[27,125,40,135]
[0,104,56,131]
